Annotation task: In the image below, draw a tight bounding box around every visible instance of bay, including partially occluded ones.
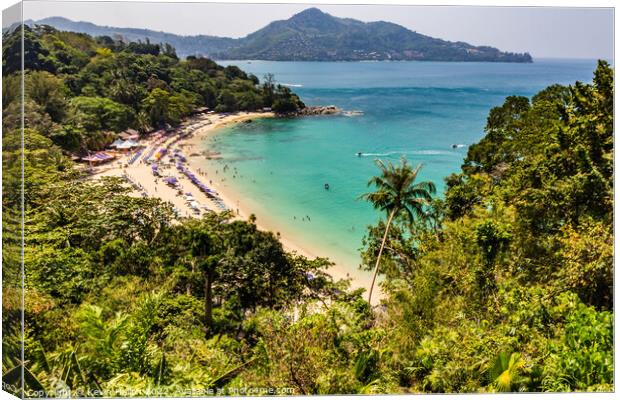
[200,59,600,275]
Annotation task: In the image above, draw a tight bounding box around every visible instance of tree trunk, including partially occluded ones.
[187,260,195,296]
[368,209,396,305]
[204,270,213,335]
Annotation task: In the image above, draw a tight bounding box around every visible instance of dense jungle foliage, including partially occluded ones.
[1,23,614,396]
[2,25,304,153]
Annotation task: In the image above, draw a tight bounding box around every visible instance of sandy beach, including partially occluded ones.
[89,111,373,295]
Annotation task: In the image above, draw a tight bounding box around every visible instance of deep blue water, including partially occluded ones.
[202,59,601,272]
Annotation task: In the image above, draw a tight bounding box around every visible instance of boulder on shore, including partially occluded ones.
[295,105,342,116]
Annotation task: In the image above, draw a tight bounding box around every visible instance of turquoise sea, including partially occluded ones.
[203,59,600,276]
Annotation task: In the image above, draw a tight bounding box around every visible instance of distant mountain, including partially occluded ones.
[29,8,532,62]
[217,8,532,62]
[26,16,237,56]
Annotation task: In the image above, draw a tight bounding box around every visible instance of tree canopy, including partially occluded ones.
[2,25,305,154]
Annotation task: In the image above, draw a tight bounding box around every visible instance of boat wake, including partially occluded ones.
[342,110,364,117]
[282,83,304,87]
[356,149,458,157]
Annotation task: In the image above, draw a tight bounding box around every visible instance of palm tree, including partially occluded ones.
[360,157,436,304]
[488,352,526,392]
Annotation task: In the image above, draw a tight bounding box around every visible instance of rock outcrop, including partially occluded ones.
[295,105,342,116]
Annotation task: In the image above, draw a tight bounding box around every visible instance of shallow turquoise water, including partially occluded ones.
[203,59,600,271]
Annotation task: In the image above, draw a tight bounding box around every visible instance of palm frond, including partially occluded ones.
[361,157,435,221]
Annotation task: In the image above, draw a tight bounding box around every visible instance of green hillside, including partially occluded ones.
[1,24,303,153]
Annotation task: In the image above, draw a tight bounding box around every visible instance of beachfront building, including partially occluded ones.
[119,128,140,140]
[116,139,141,151]
[110,139,143,153]
[109,139,125,149]
[190,106,209,115]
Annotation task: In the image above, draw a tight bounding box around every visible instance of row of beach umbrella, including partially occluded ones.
[173,153,227,211]
[128,148,144,165]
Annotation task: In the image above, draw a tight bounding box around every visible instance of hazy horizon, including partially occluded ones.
[19,2,615,59]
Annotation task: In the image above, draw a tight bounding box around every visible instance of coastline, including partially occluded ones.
[182,114,372,290]
[90,111,375,298]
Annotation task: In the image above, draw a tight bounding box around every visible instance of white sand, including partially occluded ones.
[89,111,378,301]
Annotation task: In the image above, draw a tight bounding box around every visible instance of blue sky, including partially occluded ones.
[22,1,614,59]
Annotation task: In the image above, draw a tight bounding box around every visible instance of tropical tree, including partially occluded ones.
[487,352,526,392]
[360,158,435,304]
[69,96,135,133]
[25,70,68,122]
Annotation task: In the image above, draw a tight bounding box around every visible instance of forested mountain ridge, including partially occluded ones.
[26,8,532,62]
[215,8,532,62]
[23,16,237,57]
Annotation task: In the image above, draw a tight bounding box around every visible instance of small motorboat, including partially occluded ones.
[357,152,362,157]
